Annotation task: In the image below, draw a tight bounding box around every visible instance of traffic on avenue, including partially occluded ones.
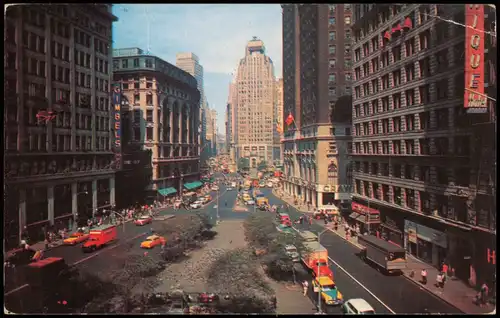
[6,171,463,314]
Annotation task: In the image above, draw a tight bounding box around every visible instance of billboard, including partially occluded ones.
[112,86,122,170]
[464,4,487,114]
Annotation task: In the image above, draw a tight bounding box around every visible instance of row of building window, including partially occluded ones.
[354,162,471,186]
[352,135,470,156]
[5,131,111,153]
[328,16,352,26]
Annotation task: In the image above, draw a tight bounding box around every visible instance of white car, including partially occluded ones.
[190,201,203,209]
[267,182,273,188]
[284,245,300,262]
[245,200,255,205]
[212,186,219,191]
[342,299,375,315]
[227,187,233,191]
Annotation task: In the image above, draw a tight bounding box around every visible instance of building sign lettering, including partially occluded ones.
[464,4,487,114]
[351,202,379,215]
[113,87,122,170]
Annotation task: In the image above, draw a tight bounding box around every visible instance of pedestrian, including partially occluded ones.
[44,238,49,250]
[309,216,313,226]
[421,269,427,285]
[346,230,350,241]
[441,262,449,279]
[479,282,489,306]
[302,280,309,296]
[334,221,338,231]
[436,272,444,289]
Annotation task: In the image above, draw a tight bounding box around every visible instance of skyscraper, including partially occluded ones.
[175,52,208,165]
[274,78,284,163]
[176,52,204,106]
[281,4,353,209]
[234,37,276,166]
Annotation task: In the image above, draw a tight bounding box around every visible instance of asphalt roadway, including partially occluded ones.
[262,188,462,314]
[5,173,462,314]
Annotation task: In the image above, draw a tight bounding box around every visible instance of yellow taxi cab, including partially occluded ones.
[63,231,90,245]
[312,276,344,306]
[140,235,166,249]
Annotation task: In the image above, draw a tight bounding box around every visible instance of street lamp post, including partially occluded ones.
[317,228,329,314]
[108,210,127,233]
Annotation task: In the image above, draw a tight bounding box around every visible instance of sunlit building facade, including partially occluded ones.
[113,48,201,197]
[281,4,353,210]
[234,37,276,166]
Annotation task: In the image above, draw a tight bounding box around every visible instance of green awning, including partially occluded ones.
[158,187,177,196]
[183,181,203,190]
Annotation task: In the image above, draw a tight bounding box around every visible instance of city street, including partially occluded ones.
[4,185,227,296]
[5,176,463,314]
[263,188,463,314]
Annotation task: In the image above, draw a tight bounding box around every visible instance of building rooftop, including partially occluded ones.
[113,49,198,88]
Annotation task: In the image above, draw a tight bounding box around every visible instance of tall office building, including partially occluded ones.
[281,4,353,210]
[210,109,218,156]
[234,37,276,166]
[175,52,208,165]
[113,48,201,197]
[350,4,496,284]
[176,52,204,104]
[274,78,284,163]
[4,4,118,247]
[228,81,238,163]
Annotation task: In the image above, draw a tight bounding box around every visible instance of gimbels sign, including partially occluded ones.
[464,4,487,114]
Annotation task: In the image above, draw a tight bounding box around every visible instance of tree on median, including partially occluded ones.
[243,212,277,250]
[82,245,166,313]
[244,211,310,282]
[206,248,276,313]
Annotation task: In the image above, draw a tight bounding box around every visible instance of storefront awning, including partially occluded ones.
[349,212,364,222]
[349,212,380,224]
[158,187,177,196]
[183,181,203,190]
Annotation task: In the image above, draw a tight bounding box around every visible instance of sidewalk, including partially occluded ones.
[273,189,495,314]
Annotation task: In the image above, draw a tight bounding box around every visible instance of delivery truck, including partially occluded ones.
[358,235,407,274]
[82,224,118,252]
[301,241,334,279]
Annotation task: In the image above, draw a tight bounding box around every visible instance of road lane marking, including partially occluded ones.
[327,256,396,314]
[71,232,147,266]
[290,226,396,314]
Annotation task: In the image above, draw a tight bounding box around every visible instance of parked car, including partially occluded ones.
[245,199,255,205]
[212,185,219,191]
[267,182,274,188]
[140,235,166,249]
[63,231,90,245]
[342,298,375,314]
[134,216,153,226]
[284,245,300,262]
[190,201,203,209]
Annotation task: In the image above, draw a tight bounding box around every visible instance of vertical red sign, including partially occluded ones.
[464,4,487,113]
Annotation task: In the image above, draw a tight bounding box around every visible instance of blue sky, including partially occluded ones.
[112,4,283,133]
